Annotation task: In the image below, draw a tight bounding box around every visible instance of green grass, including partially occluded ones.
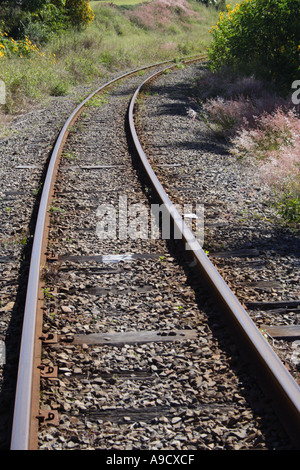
[0,0,220,114]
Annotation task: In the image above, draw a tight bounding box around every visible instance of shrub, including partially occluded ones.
[232,106,299,156]
[194,66,300,224]
[0,0,95,41]
[232,107,300,223]
[65,0,95,28]
[202,96,257,135]
[208,0,300,89]
[22,3,68,44]
[195,68,287,136]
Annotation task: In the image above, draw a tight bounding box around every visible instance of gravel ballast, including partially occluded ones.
[0,63,298,450]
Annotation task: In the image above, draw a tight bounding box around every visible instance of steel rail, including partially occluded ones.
[10,55,206,451]
[128,66,300,448]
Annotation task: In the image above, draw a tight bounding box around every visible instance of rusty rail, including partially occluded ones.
[12,53,300,450]
[128,66,300,448]
[9,55,206,450]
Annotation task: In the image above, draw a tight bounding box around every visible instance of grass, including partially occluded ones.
[0,0,220,114]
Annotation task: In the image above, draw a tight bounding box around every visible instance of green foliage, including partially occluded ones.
[208,0,300,89]
[23,3,68,43]
[49,79,70,96]
[0,31,56,60]
[20,0,51,13]
[65,0,95,28]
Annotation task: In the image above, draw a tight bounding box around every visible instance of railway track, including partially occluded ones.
[9,57,300,451]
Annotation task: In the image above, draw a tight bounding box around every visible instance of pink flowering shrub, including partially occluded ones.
[232,107,300,223]
[125,0,198,30]
[203,96,257,135]
[232,108,299,162]
[197,69,288,136]
[195,68,300,222]
[202,94,290,137]
[232,108,300,185]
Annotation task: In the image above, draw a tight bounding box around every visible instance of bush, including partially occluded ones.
[23,3,68,44]
[231,108,300,161]
[193,66,300,225]
[65,0,95,28]
[0,31,56,60]
[208,0,300,90]
[195,68,287,136]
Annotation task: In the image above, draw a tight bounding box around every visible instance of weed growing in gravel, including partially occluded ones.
[41,287,54,299]
[50,80,70,97]
[18,235,28,246]
[85,92,109,108]
[276,192,300,224]
[62,152,77,160]
[49,205,65,214]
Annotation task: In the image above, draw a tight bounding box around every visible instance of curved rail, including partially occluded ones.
[12,53,300,450]
[128,66,300,448]
[10,55,206,451]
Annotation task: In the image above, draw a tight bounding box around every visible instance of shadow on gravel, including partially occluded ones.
[173,137,230,156]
